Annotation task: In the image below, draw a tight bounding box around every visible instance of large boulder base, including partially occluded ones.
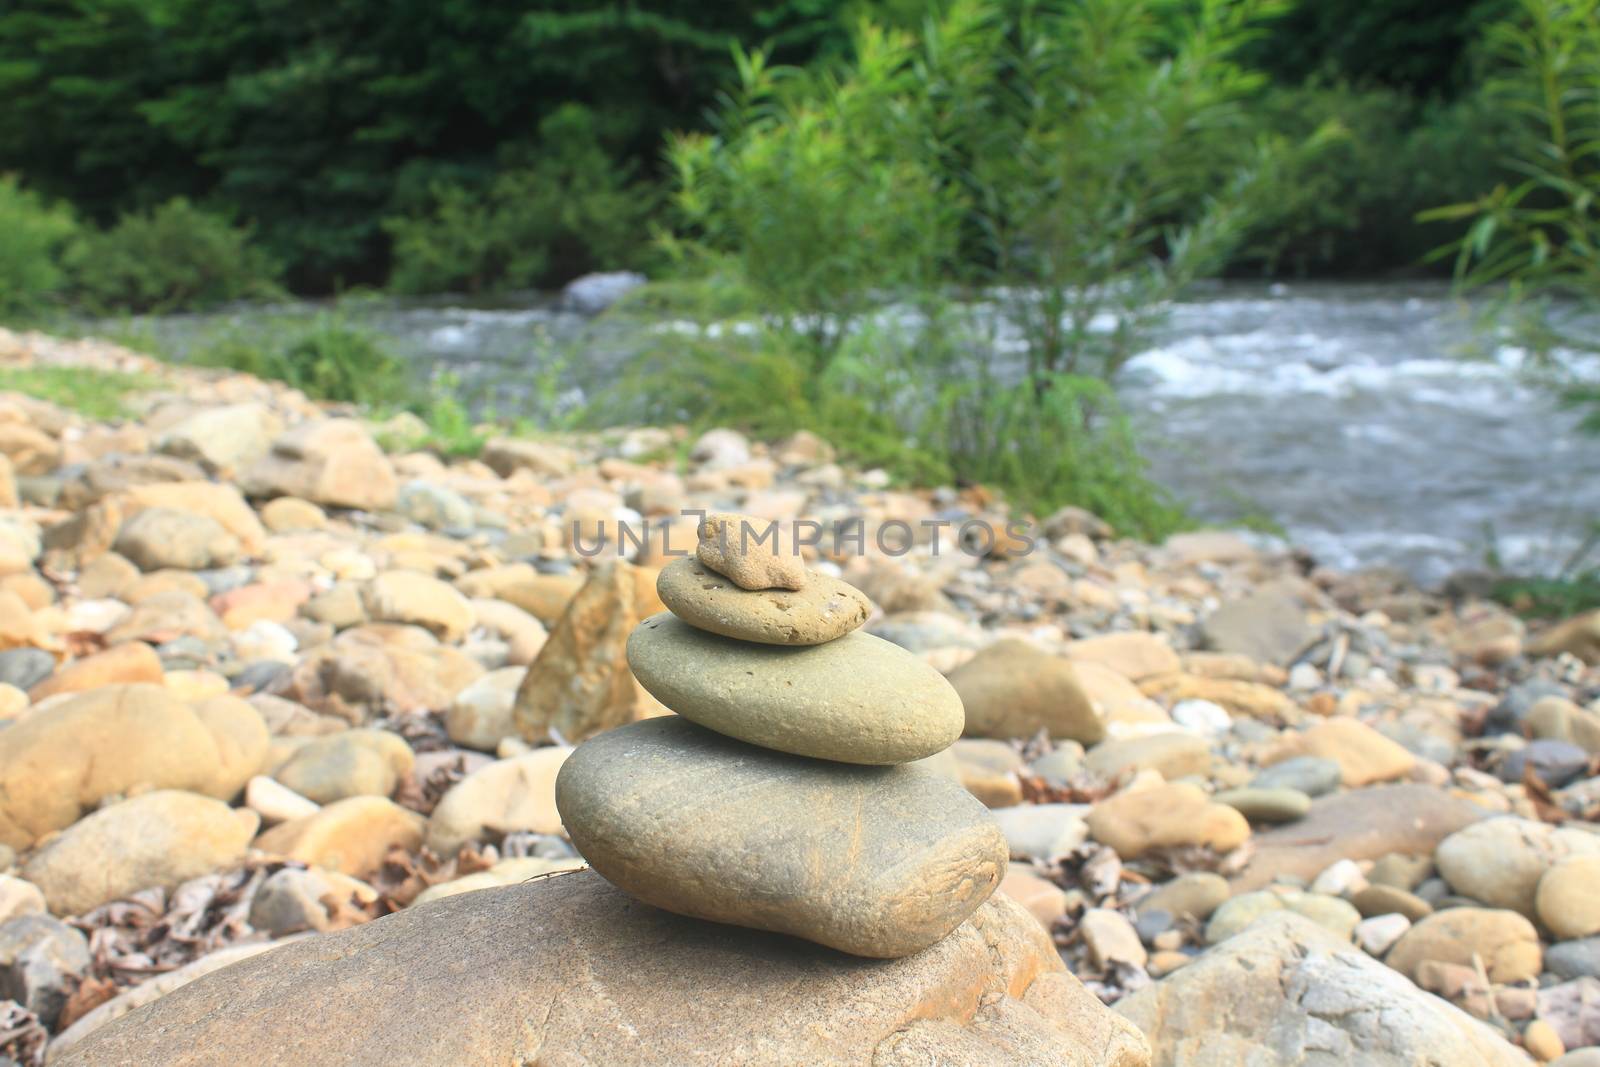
[58,870,1150,1067]
[1118,912,1530,1066]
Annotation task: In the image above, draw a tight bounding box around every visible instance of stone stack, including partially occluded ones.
[556,513,1007,958]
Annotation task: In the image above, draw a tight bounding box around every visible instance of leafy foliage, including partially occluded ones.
[0,176,79,319]
[1236,85,1513,275]
[1427,0,1600,303]
[191,314,410,407]
[385,105,654,294]
[64,199,280,313]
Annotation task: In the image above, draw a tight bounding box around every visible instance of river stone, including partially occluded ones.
[1136,872,1231,922]
[556,716,1007,959]
[655,556,870,645]
[1538,855,1600,941]
[1249,755,1343,797]
[1118,912,1531,1067]
[1548,938,1600,980]
[23,791,259,916]
[1231,785,1485,893]
[1213,787,1311,823]
[1086,782,1250,860]
[949,638,1104,744]
[56,870,1149,1067]
[0,684,268,849]
[1434,817,1600,918]
[626,613,963,765]
[1385,907,1542,984]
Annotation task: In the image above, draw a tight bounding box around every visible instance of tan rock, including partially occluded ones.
[1086,783,1249,859]
[425,746,570,856]
[103,589,225,645]
[492,571,585,625]
[481,438,575,478]
[362,570,473,643]
[1261,717,1415,786]
[122,481,266,556]
[22,791,258,915]
[273,729,414,804]
[0,684,267,848]
[255,796,425,879]
[0,423,59,475]
[28,641,162,701]
[241,419,398,512]
[951,639,1104,744]
[259,496,327,532]
[1065,632,1181,681]
[512,562,663,744]
[694,512,807,591]
[54,870,1149,1067]
[1386,908,1542,984]
[1537,855,1600,941]
[1435,817,1600,918]
[1141,673,1299,722]
[1528,610,1600,664]
[1084,732,1212,780]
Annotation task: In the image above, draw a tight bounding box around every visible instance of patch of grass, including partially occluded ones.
[1493,573,1600,620]
[190,313,411,408]
[0,365,157,420]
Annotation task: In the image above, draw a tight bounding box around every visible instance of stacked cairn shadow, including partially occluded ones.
[555,514,1007,958]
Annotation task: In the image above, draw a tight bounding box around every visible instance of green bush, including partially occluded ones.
[192,314,410,407]
[1427,0,1600,306]
[0,176,79,320]
[1233,85,1513,275]
[65,198,280,312]
[385,105,655,294]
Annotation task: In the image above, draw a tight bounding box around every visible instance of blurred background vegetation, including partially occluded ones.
[0,0,1596,552]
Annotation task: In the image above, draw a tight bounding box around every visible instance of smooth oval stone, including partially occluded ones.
[1213,787,1311,824]
[556,716,1007,959]
[655,557,870,646]
[627,613,963,764]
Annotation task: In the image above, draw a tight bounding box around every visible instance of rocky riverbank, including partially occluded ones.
[0,326,1595,1065]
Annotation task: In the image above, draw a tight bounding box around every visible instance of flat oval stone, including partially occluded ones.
[556,716,1007,958]
[655,557,870,645]
[627,612,962,764]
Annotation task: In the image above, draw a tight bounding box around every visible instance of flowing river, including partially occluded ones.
[114,280,1595,586]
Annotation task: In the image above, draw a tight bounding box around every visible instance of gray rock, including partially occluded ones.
[1202,586,1314,667]
[1136,872,1230,922]
[1548,937,1600,980]
[1118,912,1530,1066]
[0,914,90,1026]
[626,613,963,765]
[1500,739,1591,788]
[0,648,53,692]
[556,716,1007,959]
[561,270,646,314]
[1250,756,1343,797]
[1434,817,1600,917]
[396,482,475,531]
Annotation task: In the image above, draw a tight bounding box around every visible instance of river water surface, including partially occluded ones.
[120,280,1595,585]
